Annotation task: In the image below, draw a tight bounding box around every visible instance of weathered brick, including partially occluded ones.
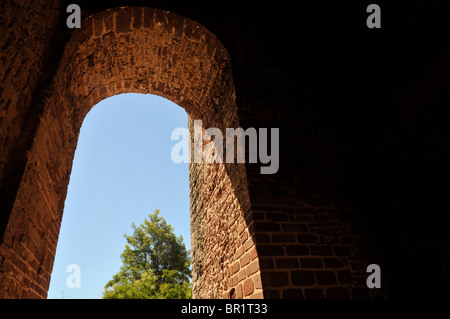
[249,291,264,299]
[104,13,114,32]
[258,245,284,256]
[132,7,142,29]
[254,234,270,243]
[231,261,239,275]
[334,246,352,256]
[310,245,333,256]
[259,258,275,269]
[291,271,315,286]
[272,234,296,243]
[252,212,265,220]
[323,257,345,268]
[266,212,289,221]
[237,223,246,235]
[315,271,337,285]
[240,231,248,244]
[238,268,246,281]
[247,260,260,275]
[264,290,281,299]
[93,16,104,36]
[243,278,254,296]
[229,275,238,287]
[143,7,155,28]
[240,253,250,267]
[249,246,258,260]
[261,271,289,287]
[286,245,309,256]
[275,258,299,269]
[235,284,243,299]
[297,234,318,243]
[282,223,307,232]
[235,245,244,259]
[338,270,353,284]
[116,8,133,33]
[243,237,254,251]
[254,274,262,289]
[300,258,323,268]
[0,1,402,301]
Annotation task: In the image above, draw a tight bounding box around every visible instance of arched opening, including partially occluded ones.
[0,7,262,299]
[47,93,190,298]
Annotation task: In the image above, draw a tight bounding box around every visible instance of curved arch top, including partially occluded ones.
[56,6,235,123]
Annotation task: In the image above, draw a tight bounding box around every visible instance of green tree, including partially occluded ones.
[103,210,192,299]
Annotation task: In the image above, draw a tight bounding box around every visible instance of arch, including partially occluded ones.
[0,7,261,299]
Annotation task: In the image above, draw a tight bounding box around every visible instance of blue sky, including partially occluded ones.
[47,93,190,299]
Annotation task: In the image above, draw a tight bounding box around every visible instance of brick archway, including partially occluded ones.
[0,7,262,299]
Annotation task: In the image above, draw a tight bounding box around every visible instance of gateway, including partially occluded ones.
[181,303,216,317]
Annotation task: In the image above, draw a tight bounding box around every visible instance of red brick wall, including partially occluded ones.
[0,0,62,239]
[0,6,263,299]
[0,4,381,300]
[2,1,447,300]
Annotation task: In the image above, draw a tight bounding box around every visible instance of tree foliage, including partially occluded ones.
[103,210,191,299]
